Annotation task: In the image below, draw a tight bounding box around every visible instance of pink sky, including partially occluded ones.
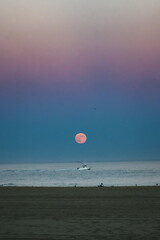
[0,0,160,85]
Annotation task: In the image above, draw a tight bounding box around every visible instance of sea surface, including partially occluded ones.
[0,161,160,187]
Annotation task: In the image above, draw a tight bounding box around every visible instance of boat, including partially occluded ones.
[77,162,91,170]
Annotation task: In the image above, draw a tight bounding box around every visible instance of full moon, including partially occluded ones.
[75,133,87,144]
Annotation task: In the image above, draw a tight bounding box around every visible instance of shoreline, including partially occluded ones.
[0,185,159,188]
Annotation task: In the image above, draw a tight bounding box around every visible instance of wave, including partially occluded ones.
[1,183,17,186]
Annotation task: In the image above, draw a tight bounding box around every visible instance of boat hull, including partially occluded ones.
[77,167,91,171]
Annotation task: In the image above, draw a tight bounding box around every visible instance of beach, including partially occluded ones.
[0,186,160,240]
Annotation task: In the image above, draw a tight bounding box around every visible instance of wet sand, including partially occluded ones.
[0,186,160,240]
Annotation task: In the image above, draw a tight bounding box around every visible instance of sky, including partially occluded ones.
[0,0,160,163]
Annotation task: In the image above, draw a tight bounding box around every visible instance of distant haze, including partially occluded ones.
[0,0,160,163]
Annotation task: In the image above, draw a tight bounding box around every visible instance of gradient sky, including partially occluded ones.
[0,0,160,163]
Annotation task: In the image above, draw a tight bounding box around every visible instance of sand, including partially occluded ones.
[0,186,160,240]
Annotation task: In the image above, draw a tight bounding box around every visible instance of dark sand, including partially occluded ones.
[0,186,160,240]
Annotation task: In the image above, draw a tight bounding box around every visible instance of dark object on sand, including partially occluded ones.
[98,183,104,187]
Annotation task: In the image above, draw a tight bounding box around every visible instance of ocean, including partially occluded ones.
[0,161,160,187]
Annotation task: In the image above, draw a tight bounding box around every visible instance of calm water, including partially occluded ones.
[0,161,160,187]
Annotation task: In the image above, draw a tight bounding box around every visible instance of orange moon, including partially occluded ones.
[75,133,87,144]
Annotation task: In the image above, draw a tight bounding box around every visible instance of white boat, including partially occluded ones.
[77,162,91,170]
